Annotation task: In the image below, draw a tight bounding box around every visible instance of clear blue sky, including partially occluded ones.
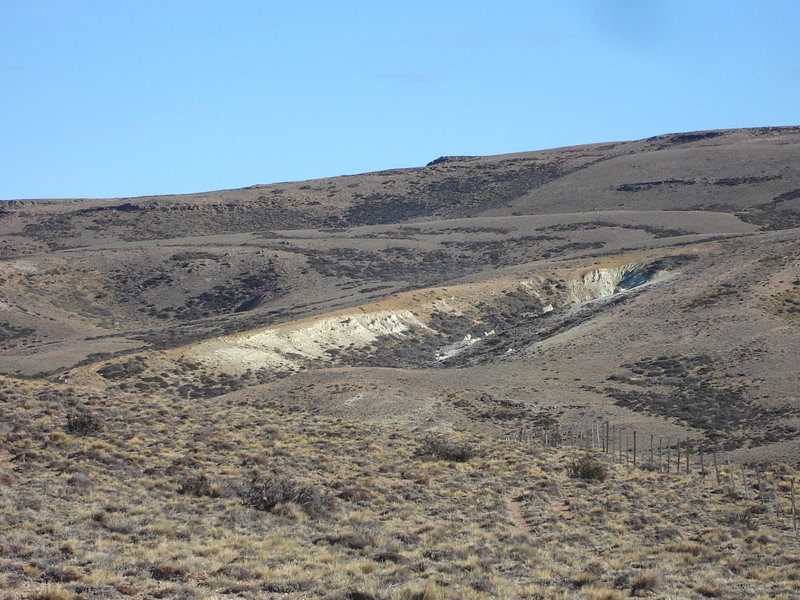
[2,1,798,200]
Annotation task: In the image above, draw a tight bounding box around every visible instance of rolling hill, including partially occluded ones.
[1,126,799,599]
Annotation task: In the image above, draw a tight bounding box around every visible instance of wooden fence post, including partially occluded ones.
[725,453,735,493]
[605,421,610,454]
[609,425,614,459]
[685,441,690,475]
[772,480,781,523]
[633,431,637,466]
[713,451,720,485]
[791,478,797,534]
[667,438,672,474]
[649,434,654,465]
[740,463,749,500]
[625,429,630,464]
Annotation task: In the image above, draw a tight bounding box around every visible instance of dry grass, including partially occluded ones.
[1,374,799,599]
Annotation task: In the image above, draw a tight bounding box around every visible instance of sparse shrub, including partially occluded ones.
[43,566,82,583]
[666,541,704,556]
[215,565,253,580]
[572,571,597,588]
[178,473,221,498]
[150,564,188,581]
[469,575,494,593]
[696,582,724,597]
[630,571,660,594]
[582,585,625,600]
[416,433,479,462]
[326,531,376,550]
[568,452,608,482]
[65,412,102,436]
[374,550,404,564]
[25,583,76,600]
[241,476,328,515]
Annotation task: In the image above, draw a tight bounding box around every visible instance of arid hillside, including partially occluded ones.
[1,127,800,599]
[1,126,798,456]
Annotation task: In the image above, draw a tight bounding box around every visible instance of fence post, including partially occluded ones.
[713,451,720,485]
[659,436,663,472]
[625,429,630,464]
[649,434,654,466]
[772,481,781,523]
[633,431,637,466]
[791,478,797,534]
[605,421,610,454]
[685,441,690,474]
[740,463,749,500]
[699,451,705,477]
[667,438,672,474]
[725,453,735,493]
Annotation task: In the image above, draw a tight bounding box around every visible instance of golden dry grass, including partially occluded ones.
[1,374,799,599]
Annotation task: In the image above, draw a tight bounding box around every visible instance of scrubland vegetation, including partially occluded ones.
[3,126,800,599]
[1,376,798,600]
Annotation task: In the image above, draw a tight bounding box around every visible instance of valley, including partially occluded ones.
[1,126,799,599]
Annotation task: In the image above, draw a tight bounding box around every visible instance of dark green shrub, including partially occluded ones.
[568,453,608,482]
[66,412,102,436]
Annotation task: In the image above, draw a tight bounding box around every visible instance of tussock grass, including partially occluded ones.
[0,374,798,599]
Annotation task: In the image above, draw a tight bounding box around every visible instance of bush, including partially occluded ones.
[178,473,220,497]
[241,476,328,515]
[568,453,608,482]
[630,571,660,594]
[65,412,102,436]
[416,434,479,462]
[639,461,660,472]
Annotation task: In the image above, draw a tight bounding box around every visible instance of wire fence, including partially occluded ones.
[504,421,798,534]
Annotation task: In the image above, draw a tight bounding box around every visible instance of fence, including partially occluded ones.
[505,421,798,533]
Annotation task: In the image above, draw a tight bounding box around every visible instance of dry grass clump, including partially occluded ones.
[1,374,799,599]
[628,570,660,594]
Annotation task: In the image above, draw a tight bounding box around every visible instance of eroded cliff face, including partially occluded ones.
[187,260,659,374]
[199,310,428,372]
[565,263,646,302]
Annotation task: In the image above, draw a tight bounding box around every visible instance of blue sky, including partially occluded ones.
[1,1,798,200]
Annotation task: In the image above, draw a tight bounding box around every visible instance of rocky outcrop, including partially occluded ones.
[188,260,659,374]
